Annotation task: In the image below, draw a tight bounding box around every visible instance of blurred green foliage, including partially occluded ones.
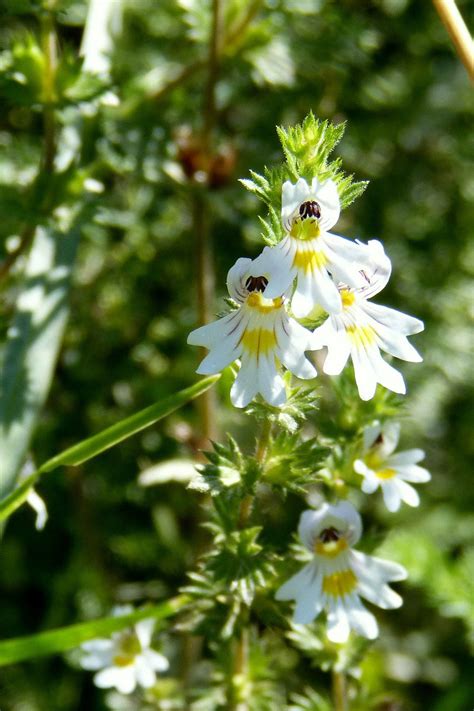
[0,0,473,709]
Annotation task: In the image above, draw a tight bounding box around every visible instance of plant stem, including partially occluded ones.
[432,0,474,80]
[332,670,348,711]
[194,0,223,444]
[231,418,272,710]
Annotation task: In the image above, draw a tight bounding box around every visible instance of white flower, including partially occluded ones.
[253,177,374,317]
[354,421,431,512]
[312,240,424,400]
[187,256,317,408]
[80,0,123,76]
[80,607,169,695]
[276,501,407,643]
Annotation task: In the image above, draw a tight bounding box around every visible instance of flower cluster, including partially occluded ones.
[188,167,430,645]
[188,176,423,405]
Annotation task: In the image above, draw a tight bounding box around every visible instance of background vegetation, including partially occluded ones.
[0,0,473,709]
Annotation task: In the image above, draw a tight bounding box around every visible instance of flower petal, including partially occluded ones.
[275,317,317,380]
[257,352,287,407]
[346,595,379,640]
[230,357,259,408]
[226,257,253,302]
[388,449,425,466]
[381,479,402,512]
[135,618,155,648]
[135,655,157,689]
[363,302,424,335]
[323,325,351,375]
[143,648,170,673]
[326,599,350,643]
[351,550,407,582]
[396,479,420,507]
[396,464,431,483]
[351,347,378,401]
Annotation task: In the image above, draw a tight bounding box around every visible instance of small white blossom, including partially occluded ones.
[188,256,317,408]
[312,240,423,400]
[80,0,123,76]
[253,177,374,317]
[276,501,407,643]
[80,607,168,695]
[354,421,431,512]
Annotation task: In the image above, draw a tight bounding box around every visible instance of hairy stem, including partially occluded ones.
[332,670,348,711]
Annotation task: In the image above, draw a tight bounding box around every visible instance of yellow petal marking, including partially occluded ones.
[292,248,328,273]
[346,324,376,347]
[112,632,141,666]
[113,654,136,667]
[241,328,277,356]
[340,289,355,308]
[376,467,396,480]
[290,219,320,241]
[246,292,282,313]
[322,569,358,597]
[314,538,348,558]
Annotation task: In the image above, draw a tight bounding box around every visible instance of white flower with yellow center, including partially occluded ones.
[187,256,317,408]
[311,240,423,400]
[276,501,407,643]
[80,606,169,695]
[252,177,374,317]
[354,422,431,512]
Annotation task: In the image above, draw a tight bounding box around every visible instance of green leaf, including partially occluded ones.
[0,225,80,501]
[0,375,220,524]
[0,596,187,667]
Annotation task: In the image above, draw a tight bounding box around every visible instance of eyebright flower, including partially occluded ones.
[187,256,317,408]
[79,607,168,695]
[312,240,423,400]
[252,177,373,317]
[354,421,431,512]
[275,501,407,643]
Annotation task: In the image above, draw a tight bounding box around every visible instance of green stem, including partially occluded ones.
[332,669,348,711]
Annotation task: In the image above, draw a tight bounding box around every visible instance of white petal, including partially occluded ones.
[310,268,342,315]
[257,352,287,407]
[188,310,243,349]
[368,348,406,395]
[135,655,156,689]
[230,357,259,408]
[226,257,253,302]
[379,421,401,455]
[351,347,377,401]
[353,459,369,476]
[357,580,403,610]
[281,178,310,228]
[346,595,379,639]
[196,337,242,375]
[311,317,336,350]
[143,648,169,672]
[353,239,392,298]
[326,599,351,643]
[362,422,382,451]
[80,652,111,671]
[115,665,138,695]
[135,618,155,648]
[276,317,317,379]
[26,489,48,530]
[351,550,407,582]
[323,326,351,375]
[252,243,294,299]
[293,573,325,625]
[381,479,402,512]
[396,479,420,508]
[275,562,317,601]
[388,449,425,466]
[298,502,362,548]
[94,666,131,692]
[360,475,380,495]
[373,323,423,363]
[311,178,340,231]
[396,465,431,483]
[291,271,316,318]
[82,639,113,654]
[363,302,424,335]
